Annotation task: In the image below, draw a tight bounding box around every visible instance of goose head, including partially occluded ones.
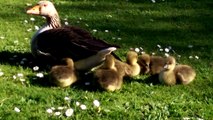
[164,56,176,71]
[27,1,58,17]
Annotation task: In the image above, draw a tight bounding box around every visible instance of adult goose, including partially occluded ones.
[26,1,120,70]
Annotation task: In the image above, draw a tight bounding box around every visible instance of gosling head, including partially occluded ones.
[126,51,138,65]
[163,56,176,71]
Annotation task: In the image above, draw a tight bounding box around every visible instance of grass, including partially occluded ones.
[0,0,213,119]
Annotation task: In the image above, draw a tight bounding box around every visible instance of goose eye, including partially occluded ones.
[43,4,48,7]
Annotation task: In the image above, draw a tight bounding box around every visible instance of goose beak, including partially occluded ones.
[26,5,40,15]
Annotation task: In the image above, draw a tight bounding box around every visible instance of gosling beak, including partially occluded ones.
[164,64,168,69]
[26,5,40,15]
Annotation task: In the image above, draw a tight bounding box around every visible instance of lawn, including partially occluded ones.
[0,0,212,119]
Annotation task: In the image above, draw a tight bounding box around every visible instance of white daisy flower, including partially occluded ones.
[30,17,35,21]
[14,107,21,112]
[117,37,122,40]
[164,53,169,57]
[105,30,109,33]
[0,72,4,76]
[54,111,61,116]
[20,78,25,82]
[51,107,56,110]
[46,108,53,114]
[92,29,97,32]
[13,75,17,79]
[27,28,32,32]
[189,56,193,59]
[188,45,193,48]
[0,36,5,39]
[79,17,82,20]
[159,48,163,51]
[64,97,70,101]
[65,21,69,25]
[36,73,44,78]
[157,44,161,48]
[183,117,190,120]
[57,106,64,110]
[24,20,28,23]
[93,100,100,107]
[151,0,156,3]
[33,66,39,71]
[112,37,116,40]
[26,3,32,6]
[195,56,199,59]
[151,52,156,55]
[14,40,19,44]
[76,101,80,106]
[34,26,39,30]
[177,55,181,58]
[135,48,140,53]
[80,104,87,110]
[17,73,24,77]
[164,48,170,53]
[65,108,74,117]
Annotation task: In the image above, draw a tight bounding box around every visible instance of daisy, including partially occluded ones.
[0,71,4,76]
[14,107,21,113]
[33,66,39,71]
[46,108,53,114]
[80,104,87,110]
[93,100,100,107]
[54,111,61,116]
[65,108,74,117]
[135,48,140,53]
[36,73,44,78]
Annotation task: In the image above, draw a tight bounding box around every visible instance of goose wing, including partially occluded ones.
[36,27,119,61]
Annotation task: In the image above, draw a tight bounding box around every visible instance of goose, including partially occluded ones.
[49,58,78,88]
[138,53,165,75]
[94,55,123,91]
[125,51,141,76]
[174,64,196,85]
[26,1,120,70]
[159,56,177,86]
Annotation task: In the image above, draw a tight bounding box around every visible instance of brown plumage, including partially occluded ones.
[125,51,141,77]
[49,58,78,87]
[94,55,123,91]
[174,64,196,85]
[138,53,165,75]
[26,1,120,70]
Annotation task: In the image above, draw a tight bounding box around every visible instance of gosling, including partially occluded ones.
[159,56,177,86]
[49,58,78,88]
[125,51,141,77]
[94,55,124,91]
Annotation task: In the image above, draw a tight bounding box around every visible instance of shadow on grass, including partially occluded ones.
[124,74,161,85]
[26,70,103,92]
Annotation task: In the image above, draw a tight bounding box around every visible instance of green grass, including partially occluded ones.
[0,0,213,119]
